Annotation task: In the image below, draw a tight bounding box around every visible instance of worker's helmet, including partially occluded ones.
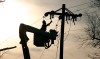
[42,20,46,24]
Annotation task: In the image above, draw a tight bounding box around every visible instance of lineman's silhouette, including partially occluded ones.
[40,20,52,48]
[19,20,52,45]
[40,20,52,31]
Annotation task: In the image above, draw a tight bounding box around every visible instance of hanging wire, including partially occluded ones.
[0,50,9,58]
[68,1,92,9]
[73,6,91,12]
[38,34,60,59]
[0,15,45,45]
[54,19,60,30]
[55,44,59,59]
[54,19,60,46]
[0,33,18,46]
[31,17,43,25]
[64,19,71,41]
[53,22,60,59]
[54,36,60,59]
[38,48,46,59]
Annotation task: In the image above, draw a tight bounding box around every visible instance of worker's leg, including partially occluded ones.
[19,23,29,44]
[19,23,44,44]
[19,23,51,44]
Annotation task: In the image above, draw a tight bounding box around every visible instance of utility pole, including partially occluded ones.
[60,4,65,59]
[44,4,82,59]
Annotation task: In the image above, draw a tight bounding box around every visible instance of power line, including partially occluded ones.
[0,33,18,46]
[63,1,99,41]
[55,44,59,59]
[38,48,45,59]
[67,1,98,13]
[0,50,9,58]
[31,17,43,25]
[68,1,92,9]
[38,36,60,59]
[31,15,53,25]
[55,36,60,59]
[54,20,60,30]
[66,1,93,13]
[64,19,71,41]
[72,4,99,14]
[73,6,91,12]
[0,16,44,46]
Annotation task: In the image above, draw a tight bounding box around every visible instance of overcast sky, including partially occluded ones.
[0,0,99,59]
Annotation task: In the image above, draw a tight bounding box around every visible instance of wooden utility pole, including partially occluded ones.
[60,4,65,59]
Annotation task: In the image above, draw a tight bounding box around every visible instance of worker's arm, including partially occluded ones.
[46,20,52,26]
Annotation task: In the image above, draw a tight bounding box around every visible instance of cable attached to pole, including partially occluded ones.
[39,48,46,59]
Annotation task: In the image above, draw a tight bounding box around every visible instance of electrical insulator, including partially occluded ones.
[78,13,82,17]
[68,16,70,20]
[52,14,54,19]
[51,10,55,14]
[50,14,52,19]
[65,16,69,24]
[72,15,77,21]
[50,14,54,19]
[44,12,49,17]
[45,13,48,17]
[59,15,62,20]
[66,15,67,21]
[51,10,55,19]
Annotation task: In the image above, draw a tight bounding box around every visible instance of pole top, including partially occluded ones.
[62,4,65,5]
[62,4,66,8]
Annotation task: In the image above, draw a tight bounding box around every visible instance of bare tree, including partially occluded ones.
[84,11,100,47]
[0,46,16,58]
[90,0,100,8]
[82,1,100,59]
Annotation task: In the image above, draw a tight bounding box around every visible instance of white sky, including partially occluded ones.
[0,0,99,59]
[0,0,90,40]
